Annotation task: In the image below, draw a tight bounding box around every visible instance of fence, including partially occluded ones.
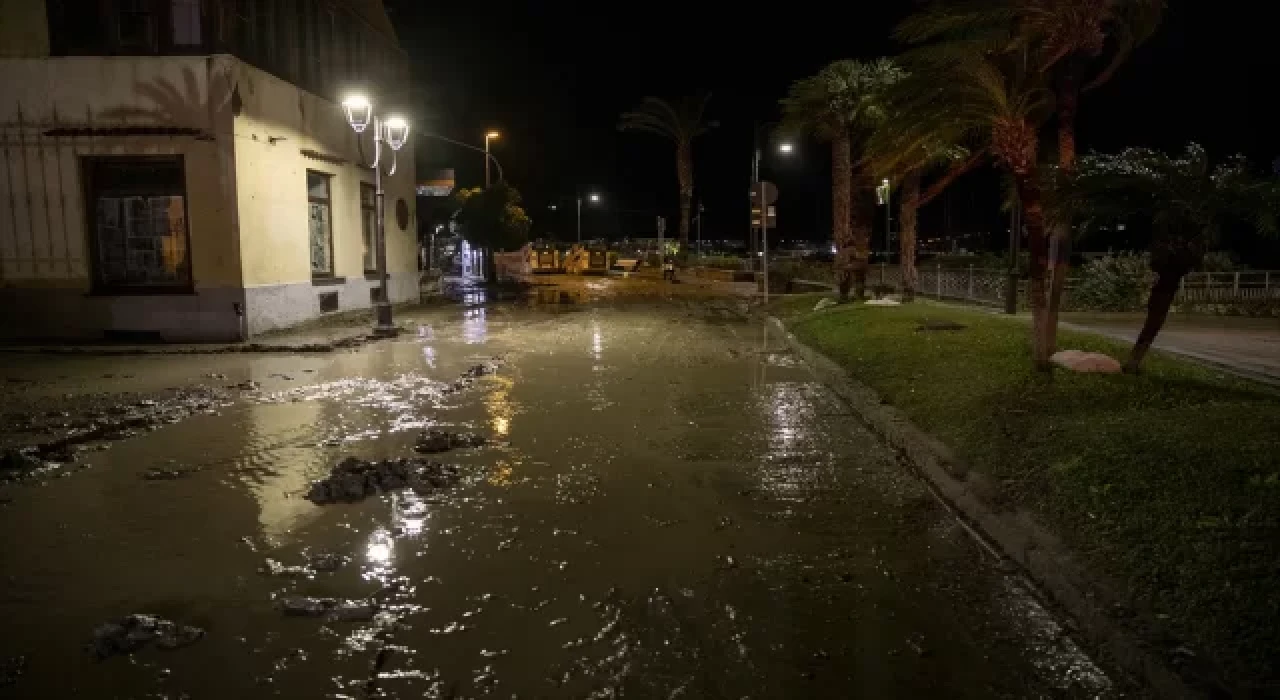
[791,263,1280,308]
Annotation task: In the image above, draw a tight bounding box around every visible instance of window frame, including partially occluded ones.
[307,170,336,279]
[83,155,194,295]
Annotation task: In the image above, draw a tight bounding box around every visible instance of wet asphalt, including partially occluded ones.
[1,286,1117,698]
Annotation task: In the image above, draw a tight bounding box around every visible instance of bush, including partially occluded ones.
[1070,253,1153,311]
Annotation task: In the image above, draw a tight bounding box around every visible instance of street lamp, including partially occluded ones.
[342,95,409,336]
[754,138,794,304]
[484,131,501,187]
[578,192,602,242]
[876,177,891,261]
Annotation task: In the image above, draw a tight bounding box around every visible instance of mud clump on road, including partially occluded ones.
[259,552,350,577]
[2,387,230,485]
[441,357,506,396]
[305,456,460,504]
[414,429,487,454]
[277,596,377,621]
[141,466,202,480]
[1,656,27,687]
[1,449,46,482]
[87,614,205,660]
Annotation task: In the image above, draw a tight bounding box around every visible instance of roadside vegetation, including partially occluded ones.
[772,296,1280,689]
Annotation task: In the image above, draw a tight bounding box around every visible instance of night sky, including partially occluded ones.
[386,0,1280,250]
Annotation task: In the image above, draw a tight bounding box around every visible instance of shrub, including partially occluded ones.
[1070,253,1153,311]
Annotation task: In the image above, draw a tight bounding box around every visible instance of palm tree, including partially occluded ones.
[1056,144,1280,371]
[618,95,715,252]
[866,115,981,301]
[890,45,1056,367]
[899,0,1164,348]
[779,59,904,300]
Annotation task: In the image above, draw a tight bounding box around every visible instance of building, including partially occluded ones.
[0,0,417,341]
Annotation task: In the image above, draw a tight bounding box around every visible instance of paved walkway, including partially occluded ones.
[1060,313,1280,384]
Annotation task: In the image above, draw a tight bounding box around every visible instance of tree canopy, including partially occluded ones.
[452,183,531,252]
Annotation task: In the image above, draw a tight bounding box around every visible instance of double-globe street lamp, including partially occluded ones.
[342,95,409,336]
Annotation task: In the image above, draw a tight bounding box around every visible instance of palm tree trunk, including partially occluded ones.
[1045,68,1081,356]
[676,142,693,251]
[831,132,854,300]
[1124,265,1188,373]
[850,172,874,300]
[899,170,921,301]
[1016,173,1052,371]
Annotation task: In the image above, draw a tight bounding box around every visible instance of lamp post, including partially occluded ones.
[578,192,602,243]
[484,131,500,187]
[753,137,794,304]
[876,177,891,261]
[342,95,409,336]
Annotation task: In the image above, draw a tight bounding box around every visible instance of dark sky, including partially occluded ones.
[386,0,1280,248]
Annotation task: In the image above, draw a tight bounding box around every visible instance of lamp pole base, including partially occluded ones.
[372,301,397,336]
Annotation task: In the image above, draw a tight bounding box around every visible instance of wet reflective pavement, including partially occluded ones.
[1,294,1117,698]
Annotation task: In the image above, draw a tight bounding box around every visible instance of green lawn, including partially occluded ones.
[773,296,1280,689]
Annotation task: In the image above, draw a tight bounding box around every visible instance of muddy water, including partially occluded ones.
[1,300,1115,698]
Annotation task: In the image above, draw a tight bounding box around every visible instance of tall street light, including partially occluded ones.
[342,95,409,336]
[578,192,602,243]
[754,139,794,304]
[485,131,501,188]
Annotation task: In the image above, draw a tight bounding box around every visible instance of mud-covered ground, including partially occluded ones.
[1,279,1122,698]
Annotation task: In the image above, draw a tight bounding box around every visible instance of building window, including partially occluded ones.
[170,0,202,47]
[86,157,192,292]
[307,171,335,278]
[116,0,159,52]
[361,183,377,273]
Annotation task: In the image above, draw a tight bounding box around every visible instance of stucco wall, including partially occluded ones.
[0,0,50,58]
[0,55,244,340]
[230,58,417,333]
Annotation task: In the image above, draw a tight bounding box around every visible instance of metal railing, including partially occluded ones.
[789,263,1280,308]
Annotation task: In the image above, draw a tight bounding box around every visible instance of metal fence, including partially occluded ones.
[793,263,1280,308]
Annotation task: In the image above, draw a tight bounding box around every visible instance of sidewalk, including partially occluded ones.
[1060,312,1280,384]
[0,307,400,356]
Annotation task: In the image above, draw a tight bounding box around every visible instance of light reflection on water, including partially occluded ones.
[463,308,487,344]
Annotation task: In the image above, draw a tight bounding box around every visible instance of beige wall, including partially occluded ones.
[0,55,241,289]
[230,60,417,290]
[0,0,50,58]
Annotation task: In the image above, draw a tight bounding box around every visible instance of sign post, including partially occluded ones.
[750,181,779,303]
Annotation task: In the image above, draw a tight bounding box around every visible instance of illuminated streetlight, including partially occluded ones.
[484,131,501,187]
[778,142,794,154]
[589,192,601,203]
[342,94,410,336]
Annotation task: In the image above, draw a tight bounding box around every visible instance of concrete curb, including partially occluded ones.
[0,332,376,356]
[768,315,1216,700]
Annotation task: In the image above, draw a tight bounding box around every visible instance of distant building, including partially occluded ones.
[0,0,417,341]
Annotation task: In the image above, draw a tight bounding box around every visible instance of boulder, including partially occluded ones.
[814,298,838,312]
[1050,349,1123,374]
[865,298,901,306]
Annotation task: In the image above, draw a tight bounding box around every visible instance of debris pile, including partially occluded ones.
[414,429,487,454]
[304,456,460,504]
[277,596,376,621]
[87,614,205,660]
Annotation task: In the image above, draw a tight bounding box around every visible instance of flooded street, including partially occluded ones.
[1,292,1116,698]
